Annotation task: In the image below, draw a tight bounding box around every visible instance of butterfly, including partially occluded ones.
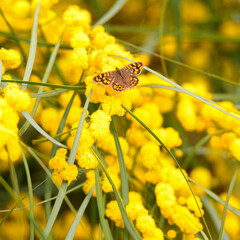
[93,62,144,92]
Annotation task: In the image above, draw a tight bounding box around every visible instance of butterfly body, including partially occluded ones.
[93,62,143,92]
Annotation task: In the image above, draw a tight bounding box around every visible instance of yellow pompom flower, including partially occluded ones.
[71,47,89,69]
[190,166,212,195]
[186,195,204,218]
[13,0,31,19]
[3,84,31,112]
[177,99,197,131]
[0,98,21,162]
[87,84,106,104]
[105,200,124,228]
[63,5,91,30]
[89,110,111,140]
[102,95,125,116]
[155,182,176,209]
[83,170,96,197]
[91,27,115,49]
[126,127,148,147]
[136,215,156,235]
[153,127,182,149]
[49,148,78,187]
[76,148,98,169]
[62,164,78,186]
[167,229,177,239]
[229,138,240,161]
[126,201,148,221]
[101,166,120,193]
[70,31,90,48]
[139,142,160,170]
[142,227,164,240]
[58,91,81,108]
[0,48,21,69]
[39,107,61,135]
[131,103,163,129]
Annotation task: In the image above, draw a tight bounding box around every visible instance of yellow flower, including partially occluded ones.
[101,166,120,193]
[177,99,197,131]
[63,5,91,30]
[190,166,212,195]
[71,47,89,69]
[91,27,115,49]
[70,31,90,48]
[126,127,148,147]
[229,138,240,161]
[142,227,164,240]
[155,182,176,209]
[181,0,210,23]
[58,91,81,108]
[139,142,160,170]
[153,127,182,149]
[136,215,156,235]
[0,48,21,69]
[3,84,31,112]
[76,148,98,169]
[131,103,163,129]
[39,107,62,135]
[49,148,78,186]
[83,170,96,197]
[105,200,124,228]
[126,202,148,221]
[0,98,21,162]
[167,229,177,239]
[89,110,111,140]
[186,195,204,218]
[13,0,31,19]
[62,164,78,186]
[102,95,125,116]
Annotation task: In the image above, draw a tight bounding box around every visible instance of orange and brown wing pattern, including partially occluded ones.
[111,80,127,92]
[128,75,139,89]
[93,71,116,85]
[122,62,144,75]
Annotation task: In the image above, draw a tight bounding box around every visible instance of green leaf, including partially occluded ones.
[66,187,95,240]
[95,166,113,240]
[22,152,34,240]
[21,4,40,91]
[30,88,69,98]
[110,119,129,205]
[19,36,62,136]
[218,163,239,240]
[21,111,67,148]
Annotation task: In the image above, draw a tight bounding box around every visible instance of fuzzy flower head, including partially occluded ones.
[0,48,21,70]
[105,200,124,228]
[3,84,31,112]
[63,5,91,30]
[49,148,78,186]
[89,110,111,140]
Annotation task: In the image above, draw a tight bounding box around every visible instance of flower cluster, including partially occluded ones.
[49,148,78,186]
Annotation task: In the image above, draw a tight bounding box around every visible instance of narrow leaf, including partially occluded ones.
[22,4,40,91]
[95,166,113,240]
[66,187,95,240]
[21,110,66,148]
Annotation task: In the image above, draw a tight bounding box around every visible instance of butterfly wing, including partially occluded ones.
[93,71,116,85]
[121,62,144,75]
[128,75,139,89]
[111,75,127,92]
